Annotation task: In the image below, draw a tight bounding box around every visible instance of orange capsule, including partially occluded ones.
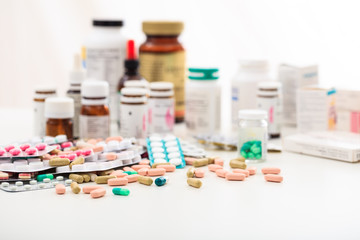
[233,169,249,177]
[208,164,223,172]
[90,188,106,198]
[215,169,228,178]
[108,177,128,186]
[156,164,176,172]
[132,165,150,171]
[139,159,150,165]
[110,170,128,178]
[92,145,104,153]
[225,173,245,181]
[105,152,117,161]
[184,157,196,165]
[123,167,135,172]
[264,174,283,183]
[262,168,281,174]
[147,168,166,176]
[83,185,103,194]
[55,184,66,195]
[106,136,123,143]
[138,168,148,176]
[125,174,138,183]
[194,169,205,178]
[247,167,257,175]
[214,158,224,166]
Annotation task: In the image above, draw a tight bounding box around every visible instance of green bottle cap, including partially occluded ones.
[188,68,219,80]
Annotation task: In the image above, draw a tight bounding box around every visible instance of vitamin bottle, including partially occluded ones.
[33,86,57,137]
[139,21,185,123]
[256,81,282,138]
[185,68,221,134]
[148,82,175,134]
[80,80,110,139]
[237,109,268,162]
[119,88,148,138]
[84,19,126,123]
[45,97,74,139]
[231,60,270,128]
[67,54,86,139]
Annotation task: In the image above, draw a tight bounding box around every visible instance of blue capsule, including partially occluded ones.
[155,177,168,187]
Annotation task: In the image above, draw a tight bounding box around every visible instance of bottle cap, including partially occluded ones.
[121,87,147,96]
[142,21,184,35]
[238,60,268,71]
[124,80,149,89]
[34,85,57,99]
[149,82,174,90]
[238,109,267,120]
[69,54,86,85]
[188,68,219,80]
[81,80,109,98]
[258,81,281,90]
[93,20,123,27]
[45,97,74,119]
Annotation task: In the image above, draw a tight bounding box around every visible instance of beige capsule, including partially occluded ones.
[193,158,209,167]
[187,167,195,178]
[69,174,84,184]
[81,174,91,183]
[232,157,245,162]
[95,175,116,184]
[138,175,153,186]
[89,173,97,182]
[99,169,114,176]
[187,178,202,188]
[229,159,247,169]
[71,182,81,194]
[207,157,216,164]
[49,158,70,167]
[69,156,85,169]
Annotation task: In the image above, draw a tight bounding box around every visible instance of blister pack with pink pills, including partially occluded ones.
[0,143,56,159]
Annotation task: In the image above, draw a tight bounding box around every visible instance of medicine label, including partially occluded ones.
[148,98,174,134]
[119,104,147,138]
[79,115,110,139]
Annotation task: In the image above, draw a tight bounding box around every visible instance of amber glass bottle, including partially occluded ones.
[139,21,185,123]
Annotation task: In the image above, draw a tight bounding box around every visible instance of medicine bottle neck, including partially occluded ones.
[146,35,180,44]
[82,97,107,106]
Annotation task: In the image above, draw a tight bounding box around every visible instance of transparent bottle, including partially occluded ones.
[238,110,268,162]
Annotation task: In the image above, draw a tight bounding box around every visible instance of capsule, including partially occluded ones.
[229,159,247,169]
[110,170,127,178]
[137,168,148,176]
[264,174,283,183]
[69,174,84,184]
[225,173,245,181]
[215,169,228,178]
[112,187,130,196]
[247,167,257,175]
[208,164,223,172]
[233,169,249,177]
[81,174,91,182]
[70,182,81,194]
[155,176,168,186]
[123,167,135,172]
[207,157,216,164]
[156,164,176,172]
[194,169,205,178]
[125,174,138,183]
[123,171,138,175]
[49,157,70,167]
[214,158,224,166]
[151,162,171,168]
[69,156,84,169]
[187,167,195,178]
[131,164,150,171]
[55,184,66,195]
[261,167,281,174]
[184,157,196,165]
[193,158,209,167]
[37,174,54,182]
[187,178,202,188]
[89,173,97,182]
[95,175,116,184]
[90,188,106,198]
[138,175,153,186]
[147,168,166,176]
[83,185,103,194]
[108,177,128,186]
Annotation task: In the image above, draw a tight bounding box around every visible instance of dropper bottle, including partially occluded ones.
[67,54,86,139]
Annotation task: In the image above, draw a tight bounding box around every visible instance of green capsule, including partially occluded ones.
[241,151,247,158]
[255,154,262,159]
[123,171,138,175]
[241,143,251,151]
[112,188,130,196]
[247,152,255,159]
[37,174,54,182]
[250,144,261,154]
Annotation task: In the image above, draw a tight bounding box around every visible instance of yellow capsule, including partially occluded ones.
[71,182,81,194]
[99,169,114,176]
[193,158,209,167]
[138,175,153,186]
[69,174,84,184]
[207,157,216,164]
[229,159,247,169]
[187,178,202,188]
[49,158,70,167]
[95,175,116,184]
[69,156,84,169]
[187,167,195,178]
[81,174,90,183]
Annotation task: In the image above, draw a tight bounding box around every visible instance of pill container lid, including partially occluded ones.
[45,97,74,119]
[238,109,267,120]
[34,85,57,99]
[258,81,281,90]
[124,80,149,88]
[149,82,174,90]
[142,21,184,35]
[238,60,268,71]
[81,79,109,98]
[188,68,219,80]
[93,20,123,27]
[121,88,147,103]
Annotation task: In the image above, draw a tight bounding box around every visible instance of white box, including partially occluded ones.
[337,110,360,133]
[336,89,360,111]
[283,131,360,162]
[278,64,318,125]
[296,86,336,133]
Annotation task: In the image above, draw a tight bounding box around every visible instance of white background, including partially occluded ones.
[1,0,360,110]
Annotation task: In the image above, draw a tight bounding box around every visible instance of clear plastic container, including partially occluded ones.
[238,109,268,162]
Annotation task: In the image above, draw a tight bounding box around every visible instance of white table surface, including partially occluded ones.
[1,108,360,240]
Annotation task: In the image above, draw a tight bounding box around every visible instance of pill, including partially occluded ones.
[233,169,250,177]
[215,169,229,178]
[87,138,97,145]
[56,184,66,194]
[61,142,73,149]
[154,158,167,164]
[187,178,202,188]
[95,175,116,184]
[125,174,138,183]
[123,167,135,172]
[92,145,104,153]
[106,136,123,143]
[18,173,31,179]
[51,181,59,187]
[225,173,245,181]
[81,174,91,183]
[42,153,51,160]
[37,174,54,182]
[138,168,148,176]
[69,156,84,169]
[70,182,81,194]
[69,174,84,184]
[152,147,164,153]
[0,172,9,180]
[82,149,93,156]
[99,169,114,176]
[207,157,215,164]
[56,176,64,181]
[10,186,17,191]
[35,143,47,151]
[1,182,9,187]
[20,144,31,151]
[67,154,77,161]
[38,183,45,188]
[25,148,37,155]
[262,168,281,174]
[214,158,224,166]
[50,148,61,155]
[155,176,168,186]
[165,141,177,147]
[43,178,51,183]
[169,158,182,166]
[151,162,171,168]
[83,185,103,194]
[138,175,153,186]
[108,177,128,186]
[5,145,15,152]
[0,149,5,156]
[156,164,176,172]
[208,164,223,172]
[9,148,21,156]
[264,174,283,183]
[147,168,165,177]
[105,152,117,161]
[112,187,130,196]
[139,159,150,165]
[150,142,163,148]
[247,167,257,175]
[187,167,195,178]
[123,171,138,175]
[153,153,166,158]
[89,173,97,182]
[194,169,205,178]
[193,158,209,167]
[65,179,72,185]
[168,152,180,159]
[49,158,70,167]
[15,181,23,186]
[30,180,37,185]
[131,165,150,171]
[90,187,106,198]
[229,159,247,169]
[110,170,127,178]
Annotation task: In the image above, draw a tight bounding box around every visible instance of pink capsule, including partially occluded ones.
[25,148,37,155]
[59,155,67,158]
[0,149,5,156]
[5,145,15,152]
[9,148,21,156]
[67,154,77,161]
[82,149,93,156]
[74,150,83,156]
[20,144,31,151]
[61,142,73,149]
[35,143,47,151]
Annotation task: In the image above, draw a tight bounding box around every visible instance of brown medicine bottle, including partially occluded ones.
[139,21,185,123]
[80,80,110,139]
[45,97,74,139]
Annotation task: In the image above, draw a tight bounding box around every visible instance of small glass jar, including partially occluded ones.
[238,109,268,162]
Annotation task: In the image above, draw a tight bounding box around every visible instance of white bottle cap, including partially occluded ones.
[45,97,74,119]
[81,79,109,98]
[238,109,267,120]
[121,87,147,103]
[69,54,86,85]
[149,82,174,90]
[238,60,268,71]
[34,85,57,99]
[258,81,281,90]
[124,80,149,88]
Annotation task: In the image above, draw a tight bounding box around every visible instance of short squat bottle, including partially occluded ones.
[238,109,268,162]
[80,80,110,139]
[45,97,74,139]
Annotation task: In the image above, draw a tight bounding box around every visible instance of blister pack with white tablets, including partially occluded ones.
[0,175,71,193]
[146,135,186,169]
[180,141,207,158]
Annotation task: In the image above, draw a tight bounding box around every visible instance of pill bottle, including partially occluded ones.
[185,68,221,134]
[67,54,86,139]
[80,80,110,139]
[139,21,185,123]
[33,86,57,137]
[231,60,270,129]
[119,88,148,138]
[84,19,126,123]
[256,81,282,138]
[45,97,74,139]
[237,109,268,162]
[148,82,175,134]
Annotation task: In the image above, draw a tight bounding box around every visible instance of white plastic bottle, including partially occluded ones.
[231,60,270,128]
[84,20,126,123]
[185,68,221,134]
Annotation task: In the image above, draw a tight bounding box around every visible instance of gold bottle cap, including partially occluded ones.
[142,21,184,35]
